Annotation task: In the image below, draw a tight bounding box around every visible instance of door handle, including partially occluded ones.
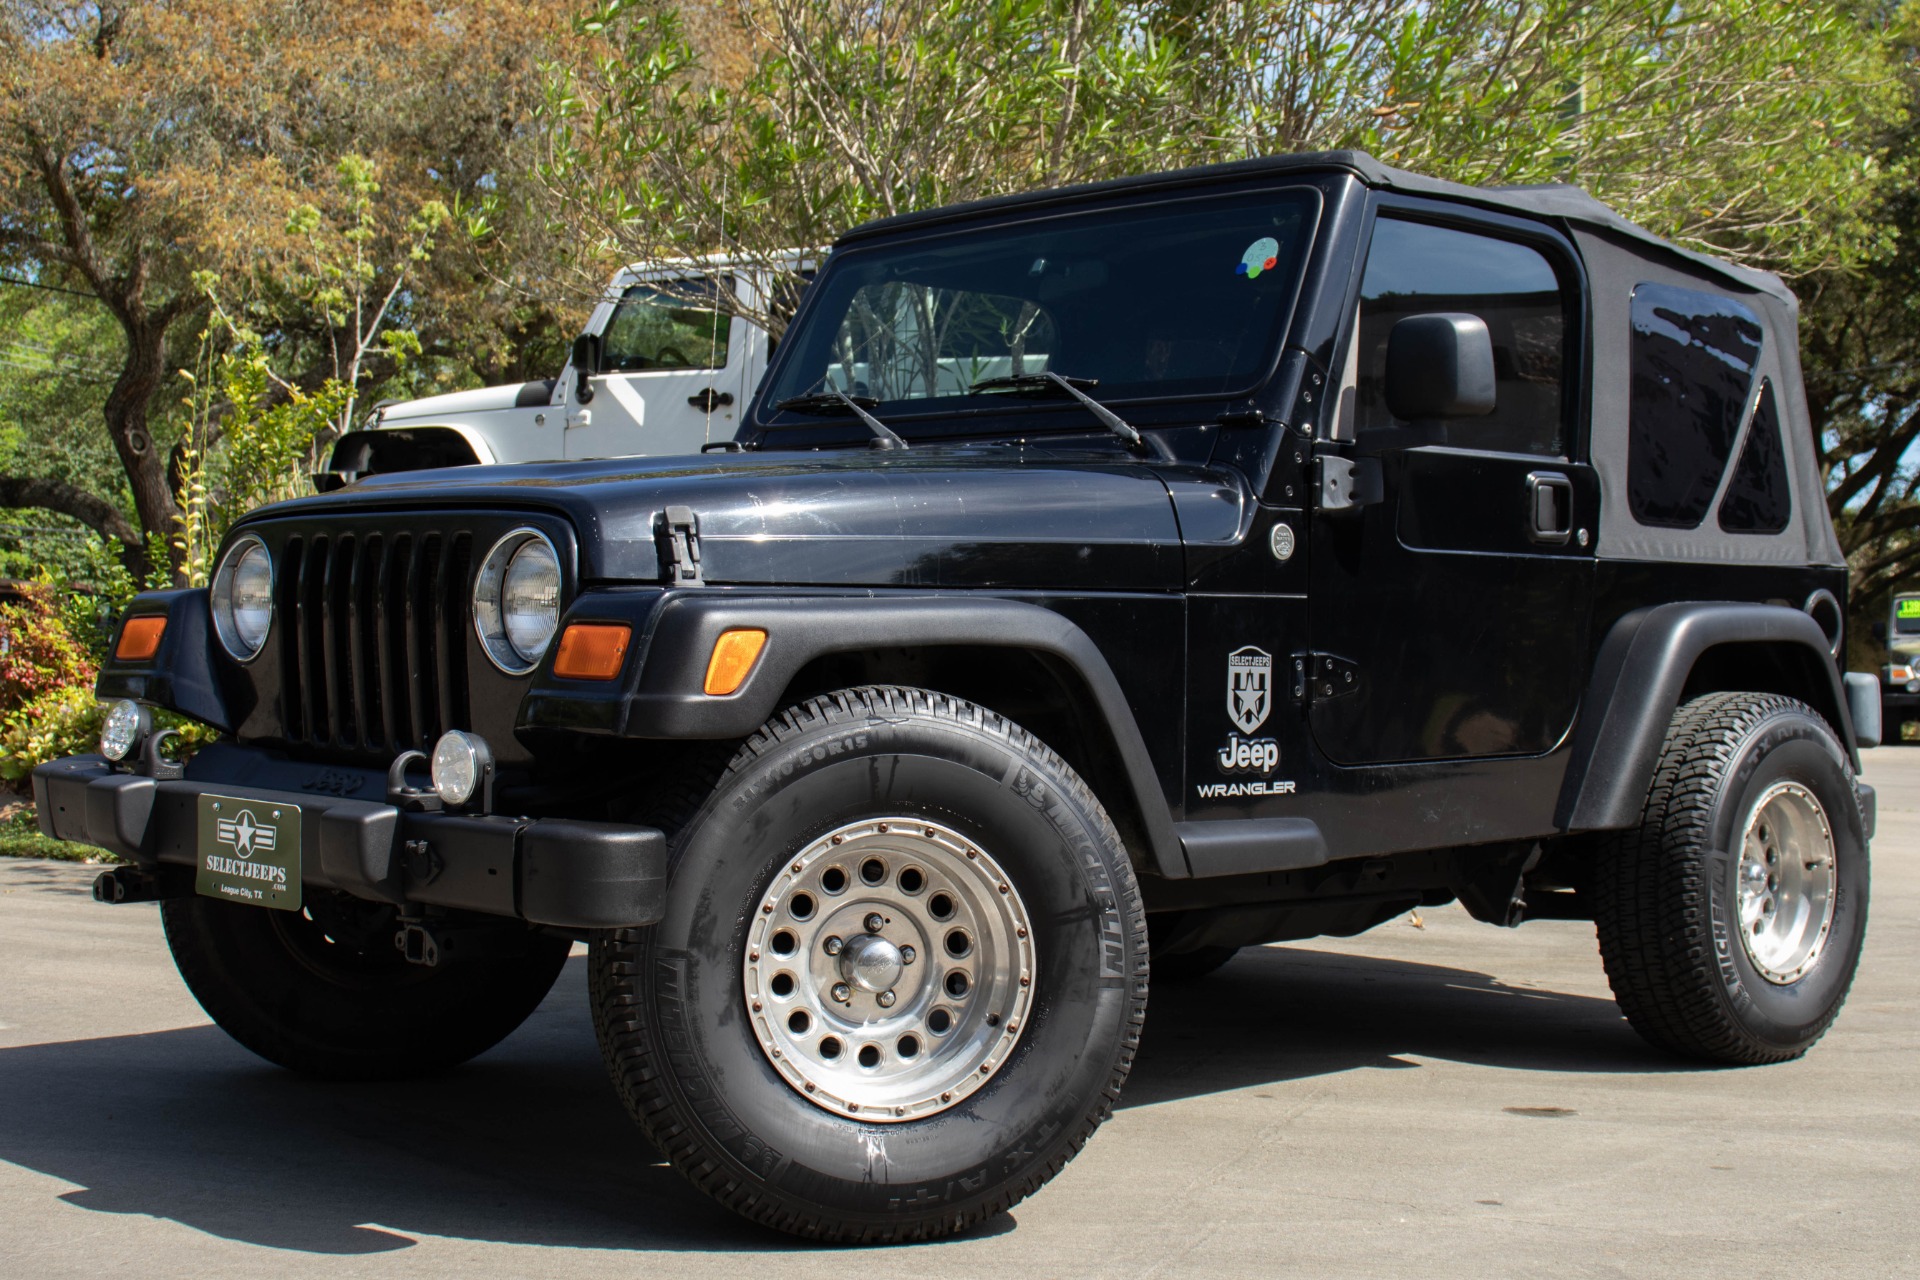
[1526,471,1574,544]
[688,388,735,412]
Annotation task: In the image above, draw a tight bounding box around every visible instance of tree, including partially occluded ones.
[1798,6,1920,664]
[528,1,1902,338]
[0,1,574,581]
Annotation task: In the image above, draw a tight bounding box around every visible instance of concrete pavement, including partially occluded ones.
[2,750,1916,1278]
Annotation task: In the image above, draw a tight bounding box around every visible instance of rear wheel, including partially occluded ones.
[1591,693,1869,1064]
[163,890,572,1079]
[591,686,1148,1242]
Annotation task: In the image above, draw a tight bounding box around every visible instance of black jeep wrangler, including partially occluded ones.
[37,152,1880,1242]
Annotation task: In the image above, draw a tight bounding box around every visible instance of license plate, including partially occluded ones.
[195,794,302,911]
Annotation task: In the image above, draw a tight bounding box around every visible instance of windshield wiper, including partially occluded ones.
[967,371,1147,455]
[772,390,909,450]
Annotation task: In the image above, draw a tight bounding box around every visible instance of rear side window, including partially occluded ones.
[1355,218,1570,456]
[1627,283,1762,528]
[1717,378,1792,533]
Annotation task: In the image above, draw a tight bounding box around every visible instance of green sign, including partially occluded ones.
[195,794,302,911]
[1899,599,1920,620]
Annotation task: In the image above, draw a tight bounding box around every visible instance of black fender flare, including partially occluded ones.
[522,591,1189,879]
[1553,602,1858,833]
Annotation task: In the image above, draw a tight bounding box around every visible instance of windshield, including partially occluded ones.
[1896,597,1920,636]
[762,189,1318,423]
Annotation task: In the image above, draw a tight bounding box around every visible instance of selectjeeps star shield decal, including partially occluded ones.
[1227,645,1274,735]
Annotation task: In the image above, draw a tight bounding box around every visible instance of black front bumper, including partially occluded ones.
[32,745,666,930]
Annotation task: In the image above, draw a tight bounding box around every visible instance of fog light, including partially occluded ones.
[430,731,493,808]
[99,699,150,763]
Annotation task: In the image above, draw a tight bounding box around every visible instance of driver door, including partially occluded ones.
[1308,210,1597,766]
[564,273,746,459]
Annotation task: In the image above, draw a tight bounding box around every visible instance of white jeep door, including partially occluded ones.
[563,272,748,460]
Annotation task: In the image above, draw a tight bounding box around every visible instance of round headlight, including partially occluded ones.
[474,529,563,674]
[210,535,273,661]
[99,699,149,762]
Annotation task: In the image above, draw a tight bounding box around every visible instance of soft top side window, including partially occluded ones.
[1354,217,1570,456]
[1626,282,1763,529]
[1718,378,1792,534]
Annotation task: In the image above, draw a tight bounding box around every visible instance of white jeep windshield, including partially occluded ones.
[764,189,1317,419]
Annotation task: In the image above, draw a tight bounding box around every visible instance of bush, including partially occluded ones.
[0,584,99,716]
[0,685,107,783]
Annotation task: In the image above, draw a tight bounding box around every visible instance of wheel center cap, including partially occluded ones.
[840,933,903,992]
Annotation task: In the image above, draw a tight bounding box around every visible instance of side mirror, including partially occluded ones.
[1872,621,1889,644]
[571,333,602,404]
[1384,312,1496,423]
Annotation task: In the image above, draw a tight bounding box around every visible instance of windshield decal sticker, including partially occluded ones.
[1237,237,1280,279]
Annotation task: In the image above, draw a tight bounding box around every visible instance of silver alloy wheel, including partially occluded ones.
[743,818,1037,1122]
[1735,781,1838,985]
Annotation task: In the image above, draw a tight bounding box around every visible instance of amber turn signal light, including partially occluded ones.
[115,615,167,662]
[703,628,768,696]
[552,623,631,680]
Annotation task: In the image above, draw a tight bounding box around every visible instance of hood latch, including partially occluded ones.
[656,505,704,586]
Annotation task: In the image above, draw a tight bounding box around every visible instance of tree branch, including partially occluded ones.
[0,473,145,574]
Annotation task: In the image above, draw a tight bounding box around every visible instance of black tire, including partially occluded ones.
[1592,692,1870,1064]
[1151,945,1241,982]
[590,686,1148,1243]
[163,889,572,1079]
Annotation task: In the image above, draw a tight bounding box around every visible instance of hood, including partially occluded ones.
[247,446,1246,591]
[376,379,554,422]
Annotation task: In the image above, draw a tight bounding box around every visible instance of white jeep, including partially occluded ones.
[320,255,810,485]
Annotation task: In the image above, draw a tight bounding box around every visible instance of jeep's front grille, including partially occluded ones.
[275,529,473,755]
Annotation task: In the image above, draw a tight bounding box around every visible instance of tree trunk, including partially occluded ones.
[102,310,184,585]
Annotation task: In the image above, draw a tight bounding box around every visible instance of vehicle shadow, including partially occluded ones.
[0,947,1681,1254]
[1124,940,1682,1108]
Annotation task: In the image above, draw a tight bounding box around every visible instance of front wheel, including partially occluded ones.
[163,890,572,1079]
[1591,693,1870,1064]
[591,686,1148,1242]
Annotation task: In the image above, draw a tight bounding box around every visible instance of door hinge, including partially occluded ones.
[1314,454,1382,513]
[655,505,704,586]
[1292,652,1361,703]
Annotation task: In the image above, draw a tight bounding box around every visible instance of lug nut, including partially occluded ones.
[824,935,844,956]
[877,990,897,1008]
[864,913,885,934]
[900,945,916,965]
[832,982,851,1003]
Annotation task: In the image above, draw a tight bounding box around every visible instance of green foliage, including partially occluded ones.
[530,0,1906,342]
[0,799,102,861]
[0,684,104,784]
[0,286,133,581]
[167,299,348,586]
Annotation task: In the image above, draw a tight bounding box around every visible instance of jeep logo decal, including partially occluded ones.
[1227,645,1273,735]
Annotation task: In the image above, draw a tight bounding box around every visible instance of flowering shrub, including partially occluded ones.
[0,585,98,716]
[0,685,106,783]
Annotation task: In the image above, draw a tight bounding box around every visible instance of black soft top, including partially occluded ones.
[838,150,1791,307]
